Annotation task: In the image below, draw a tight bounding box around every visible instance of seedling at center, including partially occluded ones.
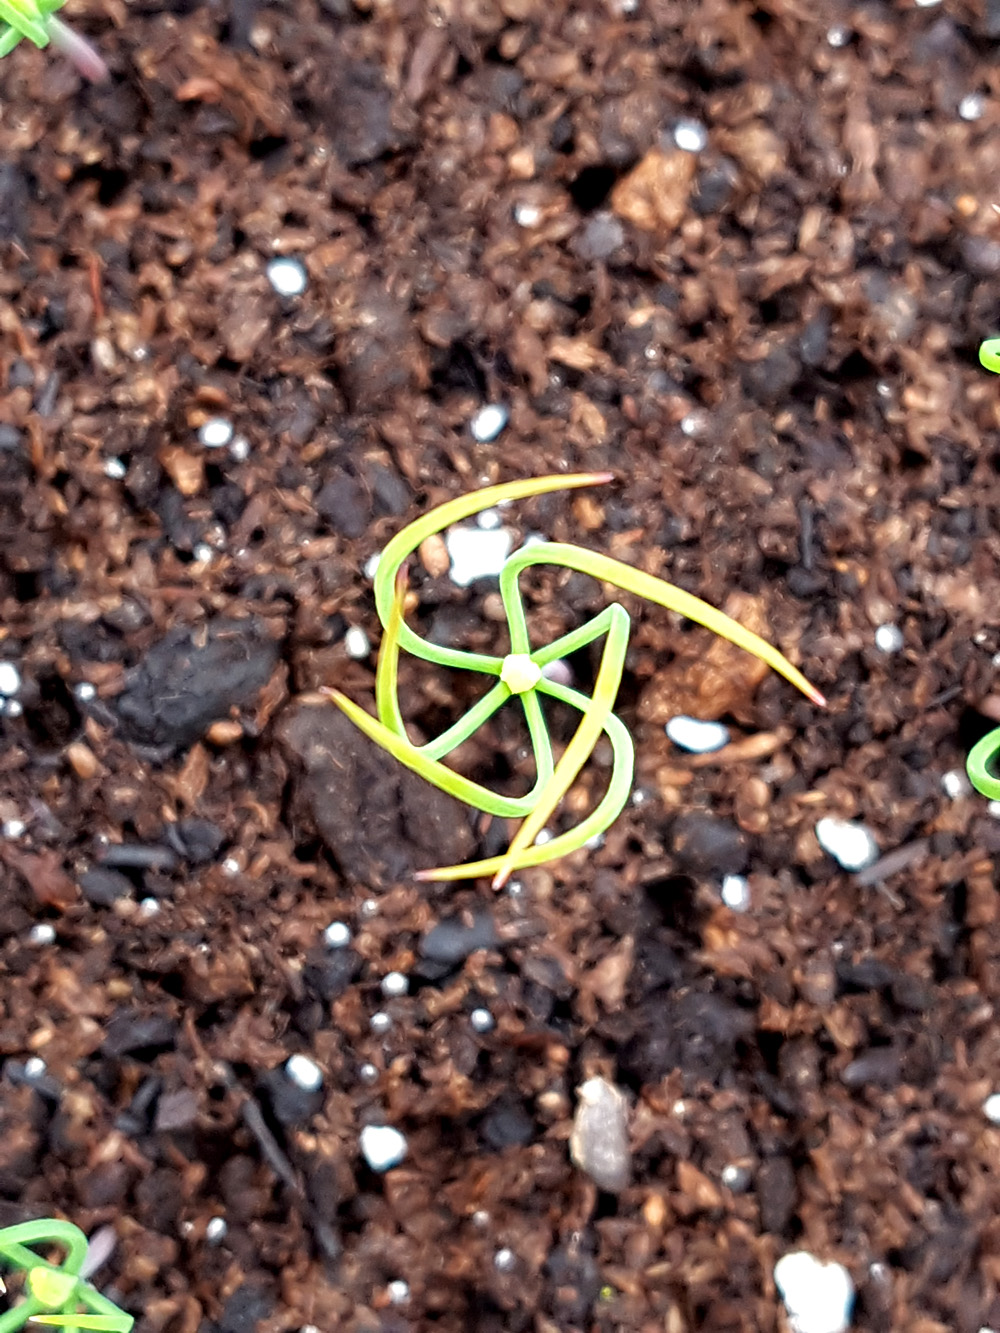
[326,473,825,886]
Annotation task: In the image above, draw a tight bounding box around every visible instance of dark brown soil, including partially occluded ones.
[3,1,1000,1330]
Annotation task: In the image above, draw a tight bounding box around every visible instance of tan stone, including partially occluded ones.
[610,149,695,233]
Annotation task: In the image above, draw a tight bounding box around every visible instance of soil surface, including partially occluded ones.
[3,1,1000,1330]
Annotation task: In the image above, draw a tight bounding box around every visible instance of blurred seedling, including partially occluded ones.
[0,0,107,81]
[325,473,825,886]
[968,338,1000,800]
[0,1220,132,1332]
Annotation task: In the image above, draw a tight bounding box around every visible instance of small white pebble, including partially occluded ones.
[198,418,233,449]
[826,24,850,46]
[285,1054,323,1092]
[569,1076,631,1192]
[983,1092,1000,1123]
[469,404,509,443]
[360,1124,408,1171]
[205,1217,227,1243]
[472,1210,490,1227]
[673,119,708,152]
[680,411,707,437]
[665,715,730,754]
[0,662,21,697]
[2,819,26,839]
[541,659,573,686]
[988,800,1000,819]
[584,831,605,851]
[29,923,56,945]
[959,92,986,121]
[942,769,971,800]
[138,897,161,919]
[381,971,409,998]
[476,508,502,530]
[774,1251,854,1333]
[23,1057,46,1078]
[533,828,553,846]
[361,898,379,917]
[3,699,21,718]
[221,856,241,875]
[387,1280,410,1304]
[323,921,352,949]
[363,552,382,580]
[470,1008,495,1033]
[914,0,941,6]
[229,435,250,462]
[370,1011,392,1034]
[505,879,524,898]
[631,788,650,807]
[266,256,308,297]
[446,526,512,587]
[102,457,127,479]
[192,543,214,564]
[493,1248,516,1272]
[721,1163,751,1191]
[358,1062,379,1083]
[513,202,541,227]
[815,817,879,872]
[721,874,751,912]
[874,623,904,654]
[74,682,97,703]
[345,626,371,659]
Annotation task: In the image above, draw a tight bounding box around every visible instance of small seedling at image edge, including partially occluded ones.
[0,0,107,80]
[325,473,825,887]
[0,1219,132,1332]
[968,338,1000,800]
[980,337,1000,374]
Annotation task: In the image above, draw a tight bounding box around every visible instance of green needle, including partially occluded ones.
[328,473,825,881]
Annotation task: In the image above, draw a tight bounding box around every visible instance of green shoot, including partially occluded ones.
[0,0,107,80]
[325,473,825,884]
[967,340,1000,800]
[968,728,1000,800]
[0,1221,132,1333]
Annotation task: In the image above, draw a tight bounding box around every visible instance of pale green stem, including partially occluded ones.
[332,471,825,881]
